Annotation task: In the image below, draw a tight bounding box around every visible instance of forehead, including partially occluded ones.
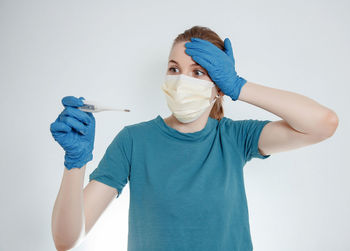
[168,41,187,58]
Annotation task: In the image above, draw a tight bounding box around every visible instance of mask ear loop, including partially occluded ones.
[210,94,220,105]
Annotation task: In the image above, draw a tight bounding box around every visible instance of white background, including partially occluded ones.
[0,0,348,250]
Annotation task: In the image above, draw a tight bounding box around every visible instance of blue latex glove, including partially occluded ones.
[185,37,247,101]
[50,96,96,170]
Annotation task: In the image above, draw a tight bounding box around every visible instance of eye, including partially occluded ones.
[168,67,179,73]
[194,69,205,76]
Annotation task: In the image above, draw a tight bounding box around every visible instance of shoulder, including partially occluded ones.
[218,116,241,131]
[218,116,272,136]
[118,116,159,141]
[218,116,243,126]
[124,116,157,132]
[220,116,270,126]
[220,116,256,125]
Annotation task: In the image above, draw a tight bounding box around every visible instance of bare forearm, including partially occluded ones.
[238,81,338,137]
[51,165,86,250]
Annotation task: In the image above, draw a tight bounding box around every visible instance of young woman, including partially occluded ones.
[50,26,339,251]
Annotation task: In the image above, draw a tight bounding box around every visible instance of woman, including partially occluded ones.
[50,26,339,251]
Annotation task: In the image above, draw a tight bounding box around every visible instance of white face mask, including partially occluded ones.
[161,74,220,123]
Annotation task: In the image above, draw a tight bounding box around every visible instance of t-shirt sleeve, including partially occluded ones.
[89,126,132,198]
[234,119,272,163]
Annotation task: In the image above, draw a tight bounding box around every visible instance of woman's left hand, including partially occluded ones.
[185,37,247,101]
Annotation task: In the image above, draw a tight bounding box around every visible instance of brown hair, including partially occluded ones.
[171,25,225,121]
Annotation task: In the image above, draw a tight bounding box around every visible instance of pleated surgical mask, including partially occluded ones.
[161,74,219,123]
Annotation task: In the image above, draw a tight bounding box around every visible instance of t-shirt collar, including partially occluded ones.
[154,115,218,141]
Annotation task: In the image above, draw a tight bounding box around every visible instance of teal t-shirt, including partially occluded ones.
[89,115,272,251]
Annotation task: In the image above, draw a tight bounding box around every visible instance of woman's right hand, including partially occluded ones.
[50,96,96,170]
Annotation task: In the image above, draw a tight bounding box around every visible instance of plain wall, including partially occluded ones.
[0,0,349,250]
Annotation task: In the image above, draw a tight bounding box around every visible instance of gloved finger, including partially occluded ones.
[50,121,72,134]
[58,114,87,133]
[186,38,222,53]
[191,55,216,73]
[186,49,216,68]
[187,41,228,67]
[61,107,92,125]
[185,42,213,55]
[185,41,225,63]
[61,96,85,108]
[85,112,96,124]
[223,38,234,61]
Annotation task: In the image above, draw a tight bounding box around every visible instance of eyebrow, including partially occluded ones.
[168,59,200,67]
